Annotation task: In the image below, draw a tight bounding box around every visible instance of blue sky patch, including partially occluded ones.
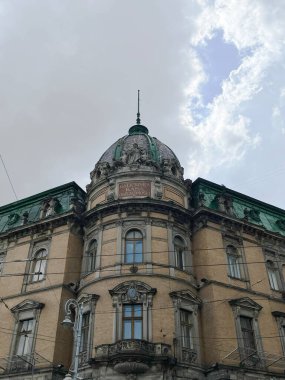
[196,29,242,105]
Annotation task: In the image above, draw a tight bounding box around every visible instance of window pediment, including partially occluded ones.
[109,281,156,299]
[11,300,44,314]
[169,290,201,306]
[229,297,262,312]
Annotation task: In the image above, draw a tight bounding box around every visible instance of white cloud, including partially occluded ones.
[181,0,285,178]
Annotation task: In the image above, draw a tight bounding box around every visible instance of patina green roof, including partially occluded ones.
[98,124,180,167]
[0,182,86,234]
[192,178,285,237]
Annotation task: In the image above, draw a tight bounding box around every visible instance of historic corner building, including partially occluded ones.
[1,119,285,380]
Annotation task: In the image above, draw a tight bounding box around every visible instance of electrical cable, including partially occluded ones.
[0,153,18,201]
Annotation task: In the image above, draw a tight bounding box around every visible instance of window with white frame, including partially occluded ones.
[266,259,281,291]
[125,229,143,264]
[122,304,143,339]
[170,290,201,364]
[80,312,91,354]
[86,239,97,273]
[76,294,99,366]
[229,297,263,366]
[24,241,50,289]
[180,309,194,350]
[226,245,242,279]
[174,236,186,270]
[15,319,35,356]
[109,281,156,342]
[9,300,44,372]
[31,249,47,282]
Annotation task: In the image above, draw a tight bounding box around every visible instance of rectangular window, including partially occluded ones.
[15,319,34,356]
[180,309,193,349]
[228,255,241,278]
[268,267,280,290]
[123,304,142,339]
[240,316,256,353]
[80,312,90,353]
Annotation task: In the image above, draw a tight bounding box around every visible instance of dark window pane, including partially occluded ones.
[240,316,256,350]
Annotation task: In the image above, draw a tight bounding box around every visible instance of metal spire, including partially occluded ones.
[136,89,141,125]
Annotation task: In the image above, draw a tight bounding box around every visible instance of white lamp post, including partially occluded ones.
[62,299,83,380]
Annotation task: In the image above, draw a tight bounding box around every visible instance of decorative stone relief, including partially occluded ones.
[244,208,261,223]
[7,213,20,226]
[114,361,149,374]
[90,161,111,183]
[21,211,29,225]
[121,143,149,165]
[106,179,116,201]
[276,219,285,231]
[154,177,162,199]
[198,192,206,207]
[40,198,61,218]
[161,158,183,180]
[69,197,85,214]
[215,193,235,216]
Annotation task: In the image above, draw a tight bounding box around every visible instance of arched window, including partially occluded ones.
[266,260,280,290]
[226,245,241,279]
[125,230,143,264]
[31,249,47,282]
[174,236,186,270]
[86,239,97,273]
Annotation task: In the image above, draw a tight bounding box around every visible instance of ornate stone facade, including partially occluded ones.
[1,122,285,380]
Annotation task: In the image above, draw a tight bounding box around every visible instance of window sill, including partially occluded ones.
[228,275,247,282]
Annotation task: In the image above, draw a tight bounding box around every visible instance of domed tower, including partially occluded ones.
[78,112,199,379]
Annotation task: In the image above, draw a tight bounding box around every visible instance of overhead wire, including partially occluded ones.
[0,153,18,201]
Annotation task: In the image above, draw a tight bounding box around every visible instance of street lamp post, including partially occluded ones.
[62,299,83,380]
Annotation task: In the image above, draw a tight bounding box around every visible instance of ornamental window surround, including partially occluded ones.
[8,300,44,372]
[170,290,201,365]
[109,281,156,342]
[76,294,99,366]
[229,297,263,366]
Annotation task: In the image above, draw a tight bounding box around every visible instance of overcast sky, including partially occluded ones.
[0,0,285,209]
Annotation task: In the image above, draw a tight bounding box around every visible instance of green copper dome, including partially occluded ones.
[89,122,184,184]
[97,124,180,168]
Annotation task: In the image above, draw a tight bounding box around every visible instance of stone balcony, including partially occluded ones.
[91,339,173,374]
